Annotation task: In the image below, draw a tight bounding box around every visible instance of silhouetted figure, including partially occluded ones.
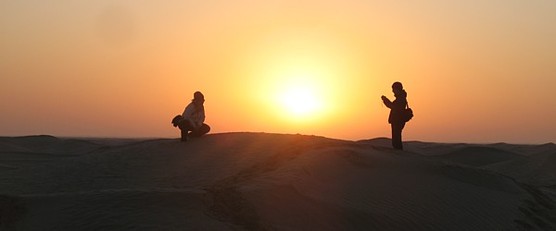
[172,91,210,142]
[381,82,408,150]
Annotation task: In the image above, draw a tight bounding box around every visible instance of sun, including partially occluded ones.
[274,77,326,120]
[280,85,321,117]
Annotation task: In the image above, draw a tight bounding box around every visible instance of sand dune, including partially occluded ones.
[1,133,555,230]
[486,150,556,187]
[433,146,523,167]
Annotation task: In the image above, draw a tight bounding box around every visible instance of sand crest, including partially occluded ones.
[1,133,555,230]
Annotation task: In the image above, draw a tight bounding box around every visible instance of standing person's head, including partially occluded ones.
[392,82,403,95]
[192,91,205,106]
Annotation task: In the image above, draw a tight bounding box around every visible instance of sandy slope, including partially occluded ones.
[0,133,555,230]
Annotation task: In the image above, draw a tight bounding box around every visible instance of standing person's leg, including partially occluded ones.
[189,123,210,137]
[391,123,405,150]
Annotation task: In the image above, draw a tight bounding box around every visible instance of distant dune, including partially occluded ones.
[1,133,555,230]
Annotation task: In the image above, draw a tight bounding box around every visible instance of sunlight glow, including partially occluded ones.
[279,84,322,118]
[245,28,356,125]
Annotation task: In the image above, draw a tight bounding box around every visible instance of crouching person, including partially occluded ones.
[172,91,210,142]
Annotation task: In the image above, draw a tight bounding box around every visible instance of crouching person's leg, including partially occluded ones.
[180,129,188,142]
[178,121,194,142]
[189,123,210,137]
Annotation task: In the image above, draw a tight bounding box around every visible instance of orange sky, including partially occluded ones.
[1,1,556,143]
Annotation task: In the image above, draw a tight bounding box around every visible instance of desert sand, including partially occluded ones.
[1,133,555,230]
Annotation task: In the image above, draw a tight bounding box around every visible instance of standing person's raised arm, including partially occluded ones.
[381,95,393,108]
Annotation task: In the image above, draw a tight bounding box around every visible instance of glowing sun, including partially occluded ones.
[277,81,324,120]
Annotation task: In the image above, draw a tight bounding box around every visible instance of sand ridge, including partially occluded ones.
[0,133,555,230]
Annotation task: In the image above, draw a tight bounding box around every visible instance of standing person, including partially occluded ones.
[381,82,408,150]
[173,91,210,142]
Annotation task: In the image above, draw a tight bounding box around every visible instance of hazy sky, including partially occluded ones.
[1,0,556,143]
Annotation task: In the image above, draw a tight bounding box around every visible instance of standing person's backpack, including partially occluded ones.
[403,102,414,122]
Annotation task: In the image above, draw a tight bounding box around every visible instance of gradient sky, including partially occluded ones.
[1,0,555,143]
